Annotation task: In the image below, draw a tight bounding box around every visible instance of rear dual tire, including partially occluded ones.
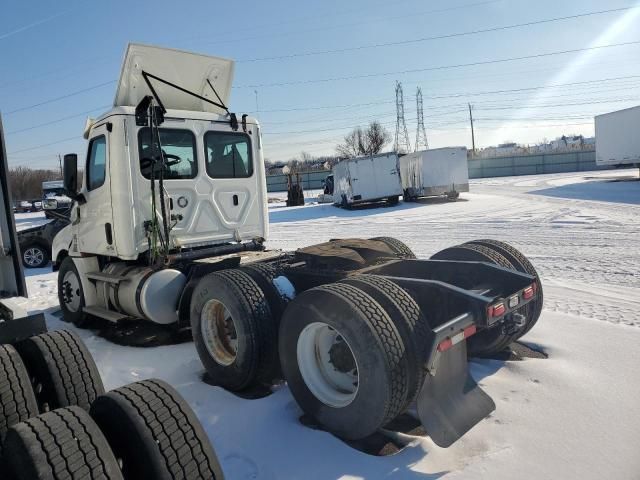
[279,282,410,440]
[190,269,280,391]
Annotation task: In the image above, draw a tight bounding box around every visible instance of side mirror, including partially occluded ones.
[63,154,78,197]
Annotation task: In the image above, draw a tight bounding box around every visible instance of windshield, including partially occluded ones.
[43,188,67,198]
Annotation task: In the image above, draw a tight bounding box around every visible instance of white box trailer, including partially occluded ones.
[400,147,469,201]
[595,105,640,168]
[332,152,402,207]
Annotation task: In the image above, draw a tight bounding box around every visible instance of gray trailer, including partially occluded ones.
[595,105,640,172]
[332,152,402,207]
[400,147,469,201]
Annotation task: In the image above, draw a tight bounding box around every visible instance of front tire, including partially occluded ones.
[279,282,410,440]
[57,256,89,327]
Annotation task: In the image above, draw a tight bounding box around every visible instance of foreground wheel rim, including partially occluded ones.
[24,247,44,267]
[201,300,238,366]
[297,322,359,408]
[62,271,81,312]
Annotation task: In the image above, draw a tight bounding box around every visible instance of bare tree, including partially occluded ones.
[336,122,391,158]
[366,121,391,155]
[8,167,61,201]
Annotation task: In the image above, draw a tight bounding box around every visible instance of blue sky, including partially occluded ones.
[1,0,640,169]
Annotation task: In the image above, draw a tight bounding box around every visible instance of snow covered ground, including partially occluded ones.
[12,168,640,479]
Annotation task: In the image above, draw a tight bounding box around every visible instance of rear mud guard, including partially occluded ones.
[417,341,495,447]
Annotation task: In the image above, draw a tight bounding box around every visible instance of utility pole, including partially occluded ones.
[58,154,63,177]
[468,103,476,156]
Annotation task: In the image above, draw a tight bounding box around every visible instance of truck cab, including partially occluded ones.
[53,44,268,266]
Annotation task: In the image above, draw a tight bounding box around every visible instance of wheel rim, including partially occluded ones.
[61,270,82,312]
[297,322,359,408]
[24,247,44,266]
[200,300,238,366]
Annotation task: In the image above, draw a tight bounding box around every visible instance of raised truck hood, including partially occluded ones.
[114,43,235,115]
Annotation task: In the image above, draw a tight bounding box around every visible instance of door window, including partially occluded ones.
[86,136,106,191]
[204,132,253,178]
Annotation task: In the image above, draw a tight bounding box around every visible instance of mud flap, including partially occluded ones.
[417,341,495,447]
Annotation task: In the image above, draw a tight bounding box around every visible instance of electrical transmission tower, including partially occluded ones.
[415,87,429,151]
[394,81,411,153]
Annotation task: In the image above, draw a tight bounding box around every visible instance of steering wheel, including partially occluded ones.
[162,153,182,167]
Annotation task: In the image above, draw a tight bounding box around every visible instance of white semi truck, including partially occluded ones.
[595,105,640,171]
[51,43,543,446]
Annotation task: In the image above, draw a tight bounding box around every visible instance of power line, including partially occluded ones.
[197,0,504,48]
[6,105,110,134]
[237,40,640,88]
[239,7,635,63]
[4,80,115,115]
[8,136,79,155]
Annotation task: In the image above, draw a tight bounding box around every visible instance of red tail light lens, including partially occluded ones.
[523,284,536,300]
[487,302,506,318]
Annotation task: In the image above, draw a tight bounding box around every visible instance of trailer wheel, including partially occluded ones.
[280,283,410,440]
[17,330,105,413]
[90,379,224,480]
[341,275,430,409]
[430,244,518,356]
[370,236,416,259]
[0,345,38,450]
[1,406,123,480]
[57,256,89,327]
[464,239,543,335]
[191,269,279,391]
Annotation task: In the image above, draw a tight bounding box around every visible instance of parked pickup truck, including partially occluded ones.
[17,213,69,268]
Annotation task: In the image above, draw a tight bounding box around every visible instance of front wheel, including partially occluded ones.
[57,256,89,327]
[21,244,49,268]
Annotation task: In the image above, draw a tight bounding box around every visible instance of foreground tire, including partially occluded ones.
[280,283,410,440]
[17,330,105,412]
[190,269,279,391]
[431,244,518,356]
[464,239,543,335]
[57,256,89,327]
[21,244,49,269]
[0,345,38,450]
[370,236,416,259]
[1,406,123,480]
[341,274,430,409]
[90,379,224,480]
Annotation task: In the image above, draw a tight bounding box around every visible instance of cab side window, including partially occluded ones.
[86,136,107,191]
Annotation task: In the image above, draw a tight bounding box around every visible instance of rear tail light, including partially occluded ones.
[523,284,536,300]
[487,302,506,318]
[437,324,478,352]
